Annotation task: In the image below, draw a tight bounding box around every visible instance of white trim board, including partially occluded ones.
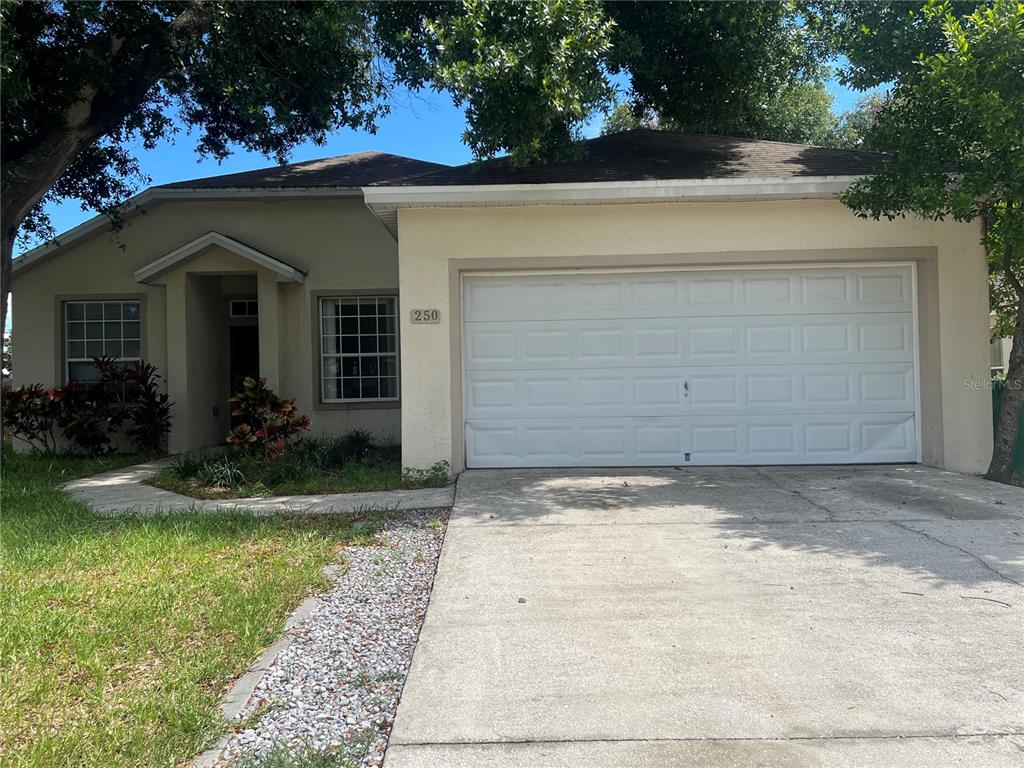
[363,175,863,235]
[133,231,306,284]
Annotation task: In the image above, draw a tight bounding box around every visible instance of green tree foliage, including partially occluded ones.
[601,3,901,147]
[603,82,887,151]
[1,2,376,341]
[756,80,840,145]
[806,0,981,89]
[838,0,1024,482]
[601,102,659,135]
[424,0,614,164]
[0,0,617,340]
[603,80,849,147]
[605,1,822,137]
[828,92,889,149]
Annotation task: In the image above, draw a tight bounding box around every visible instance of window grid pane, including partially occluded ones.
[64,300,142,383]
[320,296,398,402]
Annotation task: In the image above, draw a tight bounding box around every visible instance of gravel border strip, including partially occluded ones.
[192,507,450,768]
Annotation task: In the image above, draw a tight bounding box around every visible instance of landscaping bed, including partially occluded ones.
[0,449,392,768]
[148,433,449,500]
[210,508,448,768]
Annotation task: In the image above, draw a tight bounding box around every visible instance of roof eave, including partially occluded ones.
[362,175,865,236]
[11,186,363,278]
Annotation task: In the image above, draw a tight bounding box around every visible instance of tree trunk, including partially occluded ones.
[1,119,104,389]
[987,294,1024,483]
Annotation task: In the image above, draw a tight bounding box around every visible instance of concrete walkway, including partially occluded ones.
[65,460,454,515]
[386,465,1024,767]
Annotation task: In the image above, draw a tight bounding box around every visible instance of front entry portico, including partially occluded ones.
[134,231,306,453]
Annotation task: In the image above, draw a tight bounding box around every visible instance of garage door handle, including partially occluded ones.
[683,381,689,397]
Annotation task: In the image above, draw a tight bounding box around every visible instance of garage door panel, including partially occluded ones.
[859,318,909,352]
[467,419,680,468]
[465,412,917,467]
[463,267,913,323]
[861,418,916,457]
[468,313,917,370]
[465,314,913,370]
[465,363,916,419]
[462,266,918,468]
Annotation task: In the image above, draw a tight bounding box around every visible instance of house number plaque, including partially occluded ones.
[410,308,441,324]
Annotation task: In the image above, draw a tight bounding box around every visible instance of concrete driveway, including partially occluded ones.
[385,466,1024,767]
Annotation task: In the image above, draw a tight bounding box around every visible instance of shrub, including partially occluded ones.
[50,381,122,455]
[170,453,208,479]
[169,453,248,489]
[197,455,247,488]
[2,384,61,453]
[158,431,452,499]
[2,381,120,456]
[95,359,172,453]
[2,358,173,456]
[335,428,374,463]
[164,432,395,492]
[226,377,310,459]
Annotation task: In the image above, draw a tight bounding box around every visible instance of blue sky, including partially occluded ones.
[31,77,863,247]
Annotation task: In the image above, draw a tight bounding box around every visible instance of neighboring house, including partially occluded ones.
[11,130,992,473]
[990,315,1012,375]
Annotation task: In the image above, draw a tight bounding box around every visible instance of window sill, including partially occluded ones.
[313,400,401,412]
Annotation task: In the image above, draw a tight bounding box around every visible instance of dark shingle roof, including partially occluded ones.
[375,130,886,187]
[159,151,449,190]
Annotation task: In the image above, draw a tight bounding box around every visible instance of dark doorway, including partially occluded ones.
[229,326,260,422]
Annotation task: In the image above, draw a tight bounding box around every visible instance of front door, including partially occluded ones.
[229,325,260,423]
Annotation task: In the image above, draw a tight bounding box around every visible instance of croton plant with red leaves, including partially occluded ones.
[226,377,310,460]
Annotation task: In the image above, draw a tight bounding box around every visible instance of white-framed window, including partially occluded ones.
[991,337,1007,375]
[319,296,398,402]
[64,299,142,383]
[229,299,258,317]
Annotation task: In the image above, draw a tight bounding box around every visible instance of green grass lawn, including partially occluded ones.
[0,450,373,768]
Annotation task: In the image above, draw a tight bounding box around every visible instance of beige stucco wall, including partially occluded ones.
[396,198,992,474]
[185,273,230,448]
[11,196,401,452]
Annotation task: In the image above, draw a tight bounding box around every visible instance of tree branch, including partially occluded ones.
[2,3,214,232]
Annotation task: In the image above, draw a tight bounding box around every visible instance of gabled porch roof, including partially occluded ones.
[133,231,306,284]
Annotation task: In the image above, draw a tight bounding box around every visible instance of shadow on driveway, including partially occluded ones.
[451,464,1024,588]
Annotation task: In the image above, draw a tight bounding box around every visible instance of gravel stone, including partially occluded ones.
[210,509,448,767]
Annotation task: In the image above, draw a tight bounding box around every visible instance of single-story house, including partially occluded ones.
[10,130,992,473]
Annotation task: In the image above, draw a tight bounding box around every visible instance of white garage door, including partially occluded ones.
[462,265,919,468]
